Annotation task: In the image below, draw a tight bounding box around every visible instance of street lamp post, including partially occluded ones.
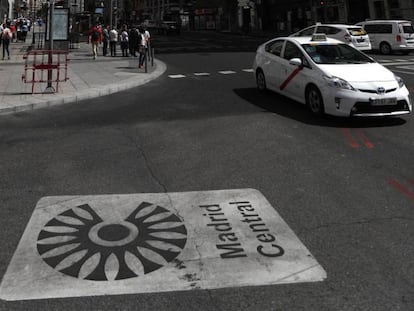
[45,0,55,93]
[110,0,113,29]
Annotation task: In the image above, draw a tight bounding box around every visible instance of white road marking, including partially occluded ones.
[392,69,414,75]
[396,65,414,70]
[381,61,414,66]
[242,69,254,73]
[193,72,211,76]
[218,70,237,74]
[0,189,326,301]
[168,74,186,79]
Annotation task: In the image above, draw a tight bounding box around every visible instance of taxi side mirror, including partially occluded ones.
[289,58,302,66]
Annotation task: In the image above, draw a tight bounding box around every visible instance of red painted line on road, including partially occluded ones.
[279,67,302,91]
[387,178,414,202]
[340,128,359,148]
[355,129,374,149]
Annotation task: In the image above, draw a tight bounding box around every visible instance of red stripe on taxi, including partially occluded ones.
[279,67,302,91]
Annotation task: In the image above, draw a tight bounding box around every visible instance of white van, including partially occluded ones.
[356,20,414,54]
[291,24,372,51]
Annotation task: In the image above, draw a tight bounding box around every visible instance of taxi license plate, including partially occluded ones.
[371,98,397,105]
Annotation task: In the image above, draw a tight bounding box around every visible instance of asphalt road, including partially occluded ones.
[0,32,414,310]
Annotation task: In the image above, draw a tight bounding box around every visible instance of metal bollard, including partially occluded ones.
[151,48,154,67]
[145,50,148,73]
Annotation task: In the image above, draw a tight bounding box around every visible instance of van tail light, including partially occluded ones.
[396,35,402,42]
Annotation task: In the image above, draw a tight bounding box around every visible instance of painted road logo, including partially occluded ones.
[0,189,326,301]
[37,202,187,281]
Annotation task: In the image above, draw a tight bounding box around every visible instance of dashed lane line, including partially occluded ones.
[168,74,187,79]
[218,70,237,75]
[168,69,253,79]
[193,72,211,76]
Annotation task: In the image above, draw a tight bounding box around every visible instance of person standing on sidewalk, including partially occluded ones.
[2,24,12,60]
[88,23,102,60]
[120,26,129,57]
[102,25,109,56]
[109,27,118,57]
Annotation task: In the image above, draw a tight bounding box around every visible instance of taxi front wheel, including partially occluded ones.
[306,85,325,115]
[256,70,267,91]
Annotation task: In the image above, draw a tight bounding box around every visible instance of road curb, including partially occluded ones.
[0,59,167,115]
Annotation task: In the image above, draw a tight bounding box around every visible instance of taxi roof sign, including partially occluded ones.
[311,33,327,41]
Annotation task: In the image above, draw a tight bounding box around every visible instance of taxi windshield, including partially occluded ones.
[302,43,375,64]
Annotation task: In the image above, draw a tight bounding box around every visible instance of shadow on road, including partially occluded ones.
[234,87,407,128]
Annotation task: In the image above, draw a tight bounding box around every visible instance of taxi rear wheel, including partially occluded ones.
[256,70,267,91]
[306,85,325,115]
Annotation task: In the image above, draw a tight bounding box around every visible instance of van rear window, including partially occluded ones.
[364,24,392,34]
[400,23,414,33]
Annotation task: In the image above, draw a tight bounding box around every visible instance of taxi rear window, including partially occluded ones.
[348,28,367,36]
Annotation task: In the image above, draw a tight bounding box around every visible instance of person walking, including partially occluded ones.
[143,26,151,47]
[102,25,109,56]
[109,27,118,57]
[120,26,129,57]
[21,22,28,42]
[0,23,3,50]
[128,26,139,57]
[2,24,12,60]
[9,22,16,43]
[88,23,102,60]
[138,26,147,69]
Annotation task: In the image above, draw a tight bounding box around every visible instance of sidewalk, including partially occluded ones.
[0,36,166,115]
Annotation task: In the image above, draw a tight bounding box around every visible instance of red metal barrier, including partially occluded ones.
[22,50,69,94]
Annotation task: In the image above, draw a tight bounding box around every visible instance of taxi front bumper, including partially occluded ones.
[323,87,412,117]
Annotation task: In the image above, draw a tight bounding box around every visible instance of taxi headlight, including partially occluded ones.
[395,75,405,88]
[323,75,356,91]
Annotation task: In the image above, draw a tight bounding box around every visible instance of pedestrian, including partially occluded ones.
[9,22,16,43]
[88,23,102,60]
[102,25,109,56]
[21,23,28,42]
[129,26,139,57]
[2,24,12,60]
[138,26,147,69]
[143,26,151,47]
[120,26,129,57]
[0,23,3,49]
[109,26,118,57]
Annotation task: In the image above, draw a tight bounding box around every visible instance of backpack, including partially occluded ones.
[91,29,99,41]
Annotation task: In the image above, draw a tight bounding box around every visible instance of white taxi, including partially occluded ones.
[253,34,412,117]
